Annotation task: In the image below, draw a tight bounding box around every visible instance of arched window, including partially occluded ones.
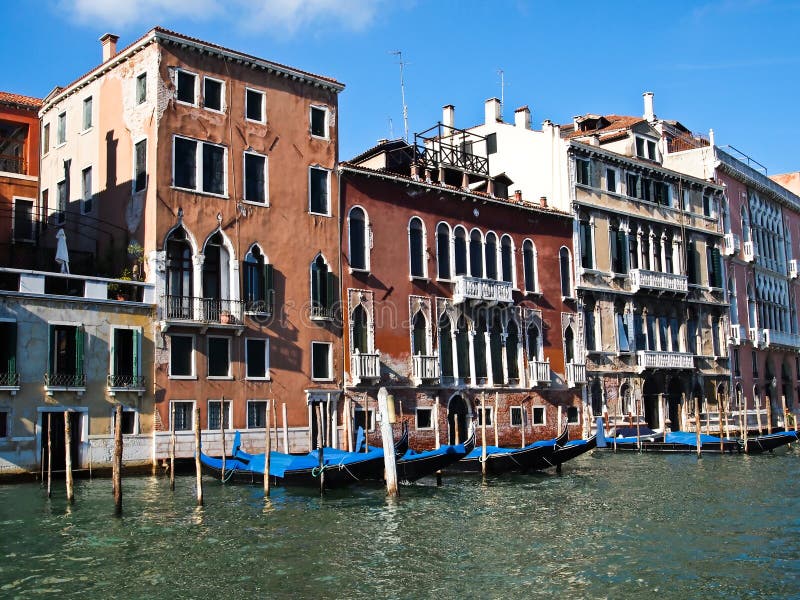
[559,247,573,297]
[506,320,520,380]
[747,284,757,329]
[412,311,427,355]
[352,305,369,353]
[454,226,468,276]
[436,222,451,280]
[311,254,334,319]
[455,315,470,380]
[564,325,575,363]
[489,315,504,384]
[741,206,751,242]
[243,244,273,313]
[728,277,738,324]
[469,229,483,277]
[439,315,453,378]
[202,231,231,301]
[523,239,537,293]
[485,232,498,280]
[348,207,368,271]
[526,323,540,361]
[409,217,425,278]
[501,235,514,284]
[620,383,631,415]
[166,227,193,318]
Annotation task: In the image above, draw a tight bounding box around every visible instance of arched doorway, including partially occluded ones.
[643,377,660,429]
[668,378,684,431]
[590,379,603,417]
[447,394,470,445]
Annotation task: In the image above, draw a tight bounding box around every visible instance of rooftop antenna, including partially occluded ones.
[390,50,409,141]
[497,69,505,119]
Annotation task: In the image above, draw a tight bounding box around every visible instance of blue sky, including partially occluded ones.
[4,0,800,173]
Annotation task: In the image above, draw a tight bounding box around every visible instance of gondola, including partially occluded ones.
[396,429,475,483]
[451,427,568,474]
[741,430,797,454]
[551,434,597,466]
[605,430,740,454]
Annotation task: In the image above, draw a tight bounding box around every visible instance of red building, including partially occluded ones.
[339,128,582,450]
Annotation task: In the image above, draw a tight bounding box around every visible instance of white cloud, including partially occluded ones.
[231,0,384,35]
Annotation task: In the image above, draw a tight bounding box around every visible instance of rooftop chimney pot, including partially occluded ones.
[100,33,119,62]
[514,189,522,203]
[540,196,548,208]
[643,91,655,122]
[485,98,501,125]
[514,106,531,130]
[443,104,455,129]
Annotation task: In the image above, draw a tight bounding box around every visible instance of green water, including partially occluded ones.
[1,451,799,599]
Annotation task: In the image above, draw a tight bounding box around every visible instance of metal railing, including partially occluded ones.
[161,295,244,324]
[44,372,86,388]
[629,269,688,294]
[107,374,146,389]
[310,304,336,320]
[565,362,586,387]
[412,354,440,382]
[723,233,740,256]
[351,350,381,384]
[0,154,26,174]
[528,359,550,386]
[0,372,20,387]
[636,350,694,370]
[452,275,513,304]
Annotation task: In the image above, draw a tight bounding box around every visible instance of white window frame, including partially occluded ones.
[133,137,147,193]
[408,216,428,280]
[353,406,375,432]
[522,238,539,294]
[246,399,269,429]
[12,196,36,243]
[605,166,620,194]
[575,157,591,186]
[56,112,66,146]
[169,400,196,432]
[347,205,370,273]
[532,405,546,426]
[477,405,493,427]
[135,72,147,105]
[308,166,331,216]
[510,405,524,428]
[80,165,93,215]
[42,123,50,155]
[415,407,433,430]
[206,399,232,431]
[245,87,266,124]
[309,105,329,139]
[202,76,225,113]
[311,341,333,381]
[109,325,143,381]
[242,150,269,206]
[500,233,516,289]
[436,221,453,282]
[207,336,232,379]
[111,406,139,435]
[175,68,199,107]
[81,96,93,132]
[168,334,196,379]
[55,180,66,225]
[244,337,270,381]
[567,406,580,424]
[171,134,228,198]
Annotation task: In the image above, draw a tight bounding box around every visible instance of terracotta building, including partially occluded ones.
[338,113,582,450]
[38,28,345,458]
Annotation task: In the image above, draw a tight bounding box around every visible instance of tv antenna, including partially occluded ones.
[390,50,409,141]
[497,69,506,118]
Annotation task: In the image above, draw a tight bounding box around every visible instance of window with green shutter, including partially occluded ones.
[0,322,17,385]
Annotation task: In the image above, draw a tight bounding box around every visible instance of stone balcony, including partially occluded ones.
[729,323,743,346]
[528,359,550,386]
[412,354,440,383]
[723,233,740,256]
[749,327,764,347]
[351,350,381,386]
[452,275,513,305]
[742,241,756,263]
[160,295,245,332]
[565,362,586,387]
[636,350,694,371]
[629,269,688,295]
[763,329,800,350]
[790,259,798,280]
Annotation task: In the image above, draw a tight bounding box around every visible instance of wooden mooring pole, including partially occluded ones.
[481,392,487,479]
[316,403,325,495]
[493,392,499,447]
[220,397,226,483]
[264,399,271,497]
[113,405,123,514]
[282,402,289,454]
[169,404,176,491]
[194,407,203,506]
[47,413,52,498]
[378,387,398,498]
[64,411,74,504]
[434,395,442,487]
[694,397,702,458]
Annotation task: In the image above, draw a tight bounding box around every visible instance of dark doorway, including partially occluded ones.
[643,377,659,429]
[668,378,684,431]
[447,395,469,445]
[40,411,80,473]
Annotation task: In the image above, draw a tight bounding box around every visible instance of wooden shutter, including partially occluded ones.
[619,230,629,273]
[325,271,336,311]
[75,326,85,380]
[712,248,722,287]
[132,328,140,378]
[110,328,117,379]
[48,325,55,375]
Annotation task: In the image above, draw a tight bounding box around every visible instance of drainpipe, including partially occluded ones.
[337,166,346,447]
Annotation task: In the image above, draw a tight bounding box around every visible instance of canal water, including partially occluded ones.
[1,451,799,599]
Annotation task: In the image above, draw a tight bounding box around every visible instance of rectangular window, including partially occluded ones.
[0,411,8,438]
[170,401,194,431]
[617,313,630,352]
[247,400,268,429]
[752,350,758,377]
[13,198,34,242]
[136,73,147,104]
[112,408,136,435]
[55,180,66,225]
[57,112,66,144]
[353,408,374,432]
[626,173,640,199]
[43,124,50,154]
[415,408,432,430]
[486,133,497,155]
[203,77,224,112]
[172,136,227,195]
[169,335,194,377]
[48,324,84,382]
[81,166,92,214]
[82,97,92,130]
[246,88,265,122]
[110,327,141,386]
[682,189,691,212]
[476,407,493,427]
[510,406,523,427]
[636,137,645,158]
[311,342,332,380]
[703,195,713,217]
[244,152,267,204]
[41,189,48,230]
[641,178,652,202]
[0,322,18,384]
[245,338,269,379]
[606,168,617,193]
[176,70,197,105]
[532,406,545,425]
[309,167,330,215]
[647,140,656,160]
[207,337,231,378]
[733,348,740,377]
[310,106,328,138]
[654,181,670,206]
[579,219,593,269]
[567,407,579,424]
[576,158,591,186]
[134,139,147,192]
[208,400,231,430]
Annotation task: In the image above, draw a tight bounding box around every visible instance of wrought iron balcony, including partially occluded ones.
[44,372,86,390]
[790,259,798,279]
[629,269,688,294]
[0,154,26,175]
[452,275,513,305]
[0,372,20,388]
[729,323,743,346]
[636,350,694,370]
[723,233,740,256]
[107,374,146,390]
[160,295,244,325]
[351,350,381,385]
[763,329,800,350]
[528,359,550,386]
[310,304,336,321]
[742,241,756,262]
[412,354,440,383]
[565,362,586,387]
[749,327,764,347]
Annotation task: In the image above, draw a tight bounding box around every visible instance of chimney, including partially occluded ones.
[514,106,531,130]
[100,33,119,62]
[643,91,655,122]
[572,115,581,131]
[514,190,522,203]
[484,98,501,125]
[443,104,455,129]
[709,128,715,147]
[539,196,548,208]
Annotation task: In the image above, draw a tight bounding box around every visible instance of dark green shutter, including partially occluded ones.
[7,322,17,376]
[48,326,55,375]
[110,329,118,379]
[326,271,336,311]
[619,230,629,273]
[132,328,140,378]
[712,248,722,287]
[75,326,85,380]
[264,263,274,313]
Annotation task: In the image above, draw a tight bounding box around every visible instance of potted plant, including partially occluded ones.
[108,268,133,300]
